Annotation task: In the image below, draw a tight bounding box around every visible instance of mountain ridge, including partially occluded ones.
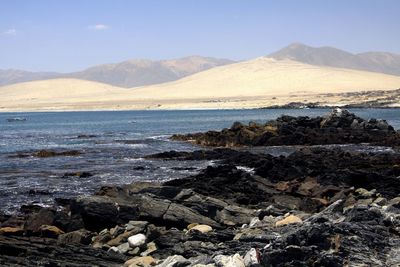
[268,43,400,75]
[0,56,234,88]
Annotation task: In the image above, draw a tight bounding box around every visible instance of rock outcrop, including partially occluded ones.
[171,109,400,147]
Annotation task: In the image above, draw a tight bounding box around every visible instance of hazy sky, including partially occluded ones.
[1,0,399,72]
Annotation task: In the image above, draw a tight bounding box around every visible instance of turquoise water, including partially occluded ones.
[0,108,399,213]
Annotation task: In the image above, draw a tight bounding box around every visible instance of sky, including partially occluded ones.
[1,0,399,72]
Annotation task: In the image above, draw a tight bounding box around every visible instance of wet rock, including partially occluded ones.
[62,171,93,178]
[77,134,97,139]
[27,189,52,196]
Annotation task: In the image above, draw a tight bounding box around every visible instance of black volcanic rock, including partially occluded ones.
[171,109,400,147]
[2,110,400,266]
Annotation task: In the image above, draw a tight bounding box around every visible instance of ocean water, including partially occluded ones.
[0,108,399,213]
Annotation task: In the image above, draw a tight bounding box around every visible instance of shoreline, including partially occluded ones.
[1,106,400,114]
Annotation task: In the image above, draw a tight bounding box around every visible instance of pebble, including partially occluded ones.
[128,233,147,248]
[189,224,213,233]
[275,215,303,227]
[117,242,131,254]
[124,256,156,267]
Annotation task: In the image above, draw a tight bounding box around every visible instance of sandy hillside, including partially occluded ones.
[1,58,400,111]
[0,78,128,102]
[127,58,400,99]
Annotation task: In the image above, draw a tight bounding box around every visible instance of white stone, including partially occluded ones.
[190,224,213,233]
[107,246,119,253]
[128,233,147,248]
[248,217,261,228]
[244,248,260,266]
[214,254,245,267]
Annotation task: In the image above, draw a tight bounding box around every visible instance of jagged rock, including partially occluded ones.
[57,229,95,245]
[156,255,190,267]
[141,241,157,256]
[0,235,126,266]
[126,220,149,232]
[24,208,55,233]
[216,205,256,226]
[171,109,400,147]
[110,225,125,237]
[261,204,400,266]
[39,225,64,238]
[71,196,121,231]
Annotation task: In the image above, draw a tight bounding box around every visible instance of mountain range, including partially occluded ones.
[268,43,400,76]
[0,56,234,88]
[1,43,400,88]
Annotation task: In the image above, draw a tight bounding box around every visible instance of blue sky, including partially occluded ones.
[1,0,399,72]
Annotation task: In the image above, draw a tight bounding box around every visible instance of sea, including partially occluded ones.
[0,108,399,213]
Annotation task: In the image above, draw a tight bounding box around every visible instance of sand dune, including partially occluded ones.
[1,58,400,111]
[0,79,127,102]
[127,58,400,99]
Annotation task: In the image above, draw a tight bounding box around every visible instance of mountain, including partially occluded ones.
[66,56,234,88]
[0,69,59,87]
[1,58,400,111]
[0,56,234,88]
[268,43,400,76]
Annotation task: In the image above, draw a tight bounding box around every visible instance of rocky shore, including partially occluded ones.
[171,108,400,147]
[1,110,400,266]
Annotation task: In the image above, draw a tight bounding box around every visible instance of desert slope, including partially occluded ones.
[0,79,128,102]
[127,58,400,99]
[1,58,400,111]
